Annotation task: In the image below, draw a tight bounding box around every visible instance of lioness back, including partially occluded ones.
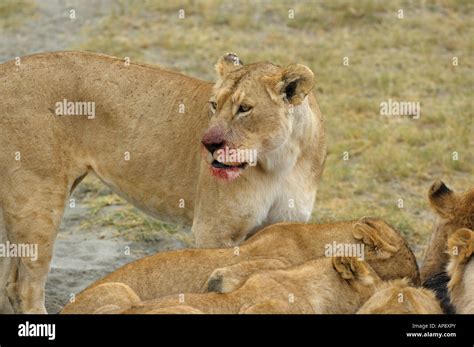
[0,51,212,225]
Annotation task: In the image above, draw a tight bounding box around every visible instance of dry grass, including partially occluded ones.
[74,176,191,244]
[5,0,472,259]
[0,0,36,29]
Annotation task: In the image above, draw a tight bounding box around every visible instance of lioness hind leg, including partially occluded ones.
[3,179,68,313]
[0,208,14,313]
[205,258,289,294]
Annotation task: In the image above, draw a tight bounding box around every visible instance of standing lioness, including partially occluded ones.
[0,51,326,313]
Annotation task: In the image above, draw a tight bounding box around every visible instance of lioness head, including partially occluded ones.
[201,53,315,180]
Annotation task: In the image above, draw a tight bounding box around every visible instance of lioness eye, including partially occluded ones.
[238,104,252,113]
[209,101,217,111]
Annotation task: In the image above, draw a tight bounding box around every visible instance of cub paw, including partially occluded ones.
[205,267,245,294]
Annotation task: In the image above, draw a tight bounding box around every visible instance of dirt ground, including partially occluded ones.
[46,196,191,313]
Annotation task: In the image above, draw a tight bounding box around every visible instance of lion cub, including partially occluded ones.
[102,257,382,314]
[62,217,420,313]
[357,278,443,314]
[446,228,474,314]
[421,181,474,282]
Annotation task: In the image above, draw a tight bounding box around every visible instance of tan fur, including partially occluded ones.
[420,181,474,282]
[60,282,140,314]
[0,51,326,312]
[357,278,443,314]
[446,228,474,314]
[98,303,203,314]
[102,257,382,314]
[61,217,420,313]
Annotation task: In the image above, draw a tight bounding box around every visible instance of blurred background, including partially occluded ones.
[1,0,472,312]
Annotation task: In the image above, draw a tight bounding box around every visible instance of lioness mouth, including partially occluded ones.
[211,160,247,169]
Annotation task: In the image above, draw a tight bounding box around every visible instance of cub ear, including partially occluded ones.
[333,257,359,280]
[429,180,456,218]
[353,217,398,259]
[333,257,375,286]
[448,228,474,262]
[278,64,314,106]
[215,52,244,79]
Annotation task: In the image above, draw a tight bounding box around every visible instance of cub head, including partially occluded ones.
[201,53,315,180]
[429,180,474,236]
[420,181,474,282]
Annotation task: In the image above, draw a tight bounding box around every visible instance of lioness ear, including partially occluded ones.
[215,52,244,78]
[279,64,314,105]
[429,180,457,218]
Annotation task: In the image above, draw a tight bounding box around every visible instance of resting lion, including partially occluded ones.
[446,228,474,314]
[0,51,326,313]
[357,278,443,314]
[61,217,420,313]
[84,257,383,314]
[420,181,474,282]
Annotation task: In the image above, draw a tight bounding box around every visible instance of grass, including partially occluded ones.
[74,176,192,244]
[0,0,36,29]
[4,0,472,260]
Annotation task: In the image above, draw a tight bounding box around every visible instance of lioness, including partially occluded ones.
[85,257,382,314]
[420,181,474,283]
[0,51,326,313]
[61,217,420,313]
[446,228,474,314]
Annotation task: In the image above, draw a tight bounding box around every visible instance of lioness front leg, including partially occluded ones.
[3,176,68,313]
[0,210,14,313]
[205,258,288,293]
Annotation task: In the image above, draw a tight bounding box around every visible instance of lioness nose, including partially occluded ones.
[202,139,225,154]
[202,127,226,154]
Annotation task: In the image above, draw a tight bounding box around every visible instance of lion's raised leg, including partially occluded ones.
[4,178,67,313]
[205,258,289,294]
